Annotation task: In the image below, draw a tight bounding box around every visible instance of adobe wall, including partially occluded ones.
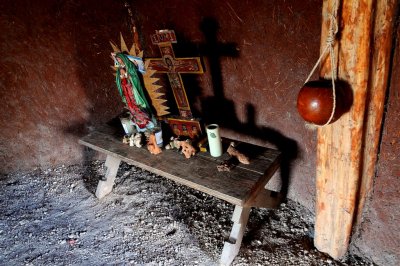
[0,0,126,173]
[1,1,399,264]
[0,0,320,211]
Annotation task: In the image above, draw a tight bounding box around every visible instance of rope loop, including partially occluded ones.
[303,0,340,127]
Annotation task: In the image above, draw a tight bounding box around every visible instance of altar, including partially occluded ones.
[79,125,282,265]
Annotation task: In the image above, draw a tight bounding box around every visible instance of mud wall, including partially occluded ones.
[0,0,127,173]
[0,0,321,210]
[1,0,399,264]
[134,0,322,208]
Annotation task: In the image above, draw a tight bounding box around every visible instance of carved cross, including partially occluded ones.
[148,30,203,118]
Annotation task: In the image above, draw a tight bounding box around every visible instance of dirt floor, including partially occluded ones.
[0,161,374,266]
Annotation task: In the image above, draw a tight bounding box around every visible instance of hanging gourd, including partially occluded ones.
[297,0,346,126]
[297,80,346,125]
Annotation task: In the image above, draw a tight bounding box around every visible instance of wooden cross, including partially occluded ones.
[148,30,203,118]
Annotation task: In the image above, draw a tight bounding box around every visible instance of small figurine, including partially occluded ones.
[132,133,143,148]
[165,136,177,150]
[217,160,235,172]
[112,52,156,132]
[197,137,208,152]
[122,135,130,144]
[173,138,182,150]
[180,140,196,159]
[227,142,250,164]
[147,132,162,155]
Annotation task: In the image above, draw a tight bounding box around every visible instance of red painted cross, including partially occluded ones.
[148,30,203,118]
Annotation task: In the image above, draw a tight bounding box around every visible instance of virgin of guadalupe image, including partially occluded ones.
[112,52,156,132]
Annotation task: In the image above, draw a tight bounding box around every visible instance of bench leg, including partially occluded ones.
[220,205,251,266]
[95,155,121,199]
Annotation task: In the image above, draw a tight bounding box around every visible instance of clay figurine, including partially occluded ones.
[217,160,235,172]
[165,136,177,150]
[146,133,162,155]
[173,137,182,150]
[129,135,135,147]
[197,137,208,152]
[180,140,196,159]
[130,133,143,148]
[227,142,250,164]
[122,135,130,144]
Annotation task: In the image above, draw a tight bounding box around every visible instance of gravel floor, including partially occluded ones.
[0,161,374,266]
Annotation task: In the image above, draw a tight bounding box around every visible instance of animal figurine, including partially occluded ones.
[227,142,250,164]
[165,136,177,150]
[146,133,162,155]
[122,135,130,144]
[217,160,235,172]
[130,133,143,148]
[180,140,196,159]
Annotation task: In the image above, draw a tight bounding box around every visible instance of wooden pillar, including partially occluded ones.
[357,0,399,226]
[315,0,374,259]
[315,0,398,259]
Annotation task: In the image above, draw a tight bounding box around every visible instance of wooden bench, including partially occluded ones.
[79,126,282,265]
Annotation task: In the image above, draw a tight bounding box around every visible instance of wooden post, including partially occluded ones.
[357,0,399,226]
[315,0,399,258]
[315,0,374,259]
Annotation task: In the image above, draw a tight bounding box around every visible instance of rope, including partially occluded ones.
[304,0,339,127]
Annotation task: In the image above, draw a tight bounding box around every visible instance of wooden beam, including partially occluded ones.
[315,0,374,259]
[357,0,399,227]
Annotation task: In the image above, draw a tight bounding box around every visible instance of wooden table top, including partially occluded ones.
[79,126,281,206]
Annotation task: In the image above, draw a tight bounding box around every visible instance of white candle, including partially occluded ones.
[206,124,222,157]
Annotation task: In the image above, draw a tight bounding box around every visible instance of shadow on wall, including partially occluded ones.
[61,0,127,193]
[199,17,299,199]
[68,12,299,199]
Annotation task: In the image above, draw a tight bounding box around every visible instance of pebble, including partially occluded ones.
[0,161,371,266]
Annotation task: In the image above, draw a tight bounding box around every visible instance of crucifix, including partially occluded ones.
[148,30,204,118]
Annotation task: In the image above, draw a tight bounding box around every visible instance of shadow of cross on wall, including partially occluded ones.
[147,30,204,119]
[198,17,298,199]
[198,17,241,128]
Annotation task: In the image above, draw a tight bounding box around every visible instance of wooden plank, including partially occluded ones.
[357,0,399,227]
[197,141,281,175]
[79,130,281,206]
[315,0,374,259]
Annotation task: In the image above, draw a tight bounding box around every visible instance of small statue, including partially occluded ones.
[180,140,196,159]
[217,160,235,172]
[112,52,156,132]
[130,133,143,148]
[146,132,162,155]
[227,142,250,164]
[173,138,182,150]
[165,136,177,150]
[197,137,208,152]
[122,135,130,144]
